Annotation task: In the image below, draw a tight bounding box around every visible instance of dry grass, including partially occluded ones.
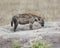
[0,0,60,26]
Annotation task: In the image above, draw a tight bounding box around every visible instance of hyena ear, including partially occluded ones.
[35,18,38,21]
[35,19,37,21]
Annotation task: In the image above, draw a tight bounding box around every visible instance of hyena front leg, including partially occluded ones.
[14,22,18,32]
[29,23,33,30]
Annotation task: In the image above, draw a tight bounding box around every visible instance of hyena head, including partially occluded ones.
[38,17,44,27]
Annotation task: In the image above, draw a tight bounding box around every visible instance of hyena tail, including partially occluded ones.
[11,18,13,27]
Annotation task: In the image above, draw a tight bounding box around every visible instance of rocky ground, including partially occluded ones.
[0,22,60,48]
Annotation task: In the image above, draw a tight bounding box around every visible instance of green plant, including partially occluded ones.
[11,40,20,48]
[28,40,51,48]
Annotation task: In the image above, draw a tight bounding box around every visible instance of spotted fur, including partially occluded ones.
[11,13,44,32]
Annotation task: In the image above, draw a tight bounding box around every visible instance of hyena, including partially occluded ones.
[11,13,44,32]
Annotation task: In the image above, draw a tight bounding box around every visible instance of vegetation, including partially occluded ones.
[11,40,20,48]
[11,39,50,48]
[29,40,50,48]
[0,0,59,26]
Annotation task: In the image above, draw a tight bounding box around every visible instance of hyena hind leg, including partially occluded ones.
[14,23,18,32]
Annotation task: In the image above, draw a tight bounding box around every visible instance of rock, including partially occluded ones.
[0,22,60,48]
